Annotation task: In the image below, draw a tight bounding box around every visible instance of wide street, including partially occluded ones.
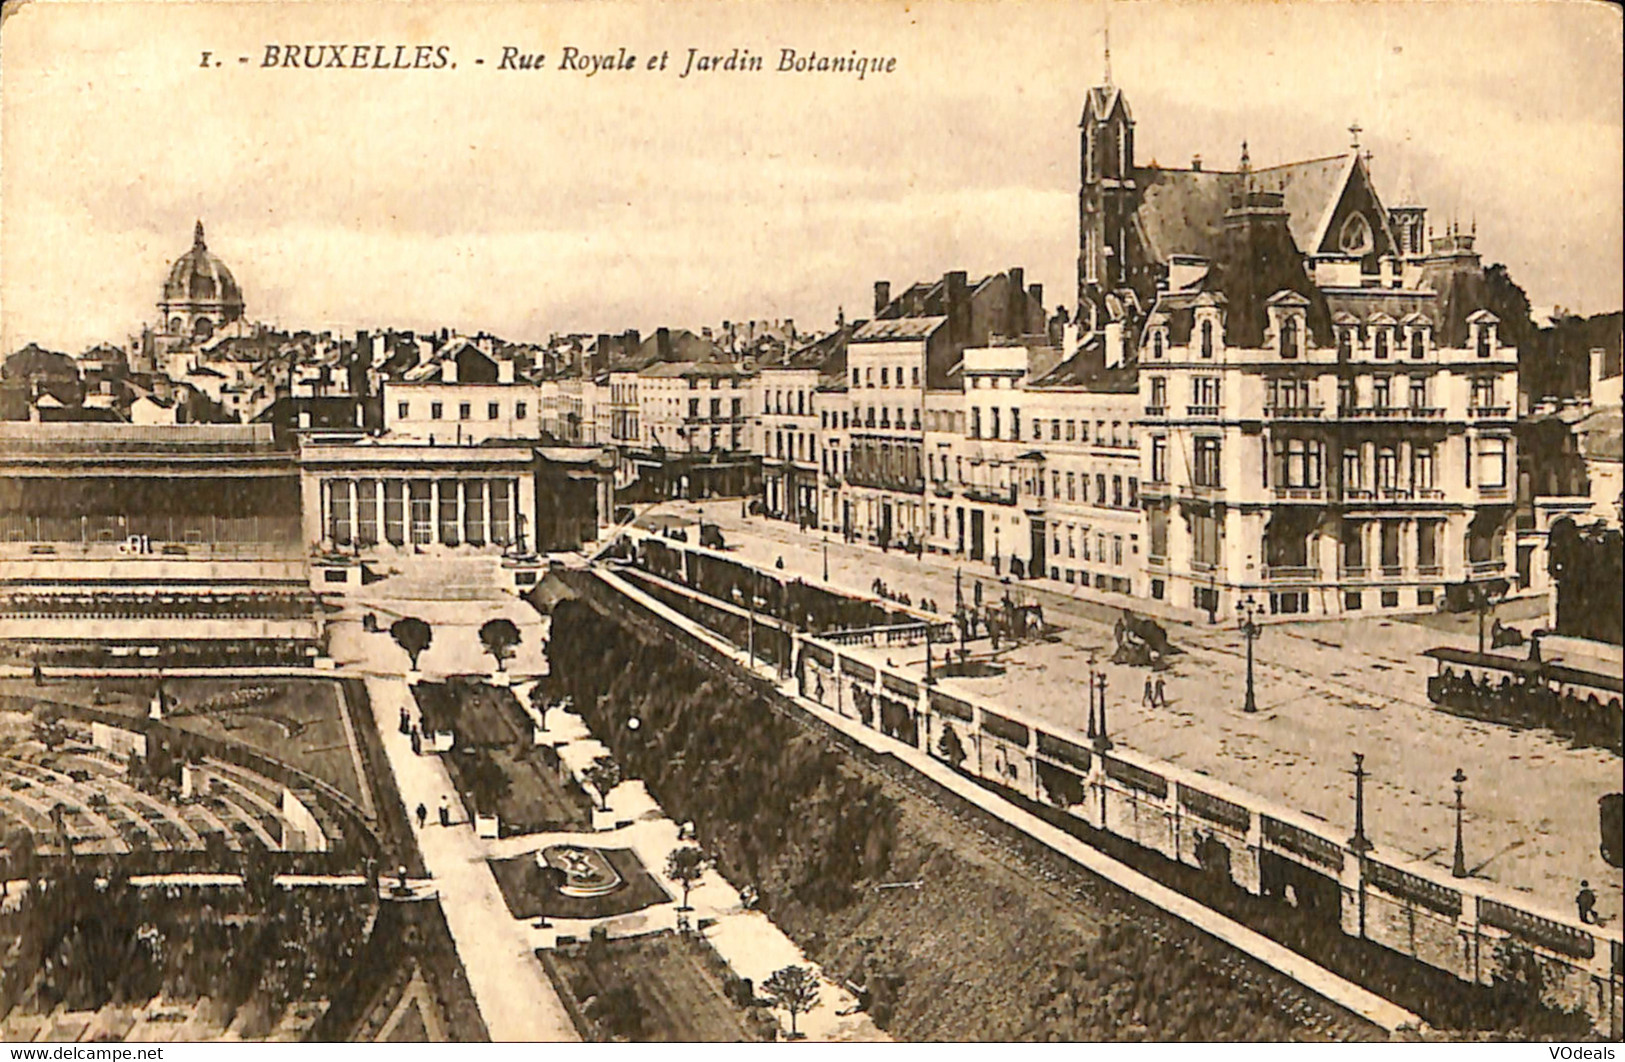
[658,499,1623,924]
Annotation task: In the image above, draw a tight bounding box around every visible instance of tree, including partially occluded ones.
[664,845,708,910]
[478,618,522,673]
[465,752,512,817]
[761,964,820,1039]
[936,723,967,770]
[528,683,551,730]
[33,704,68,752]
[390,616,433,671]
[582,754,622,811]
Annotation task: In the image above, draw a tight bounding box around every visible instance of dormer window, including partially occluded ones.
[1374,330,1390,360]
[1152,330,1165,360]
[1200,319,1215,359]
[1280,316,1300,359]
[1339,214,1373,256]
[1337,328,1353,358]
[1476,326,1492,359]
[1410,329,1426,360]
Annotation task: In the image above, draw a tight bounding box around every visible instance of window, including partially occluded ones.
[1410,331,1426,360]
[1476,326,1492,359]
[1278,438,1323,488]
[1151,436,1168,482]
[1338,379,1354,413]
[990,408,1001,440]
[1280,315,1300,359]
[970,407,981,439]
[1096,473,1107,501]
[689,398,700,419]
[1152,331,1165,359]
[515,401,527,420]
[1342,521,1365,571]
[1066,420,1076,441]
[487,402,499,420]
[1471,376,1497,409]
[1066,472,1076,501]
[1112,476,1123,507]
[866,368,874,387]
[1374,330,1390,360]
[852,368,860,387]
[1150,377,1167,409]
[912,367,920,387]
[397,400,410,419]
[430,401,443,420]
[1192,377,1222,407]
[1376,448,1398,491]
[1417,519,1440,570]
[732,397,742,418]
[1050,418,1061,441]
[1373,377,1391,409]
[1409,377,1427,409]
[1381,521,1402,570]
[1011,408,1021,441]
[880,367,889,386]
[1477,437,1508,488]
[710,398,721,419]
[1194,437,1222,487]
[1414,446,1435,491]
[1338,328,1353,359]
[1200,319,1215,359]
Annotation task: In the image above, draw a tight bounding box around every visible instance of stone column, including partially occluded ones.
[319,480,331,546]
[483,479,493,546]
[348,479,359,546]
[375,478,386,547]
[456,479,467,546]
[430,479,441,544]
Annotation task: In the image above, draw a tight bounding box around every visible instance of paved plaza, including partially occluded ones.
[663,500,1624,924]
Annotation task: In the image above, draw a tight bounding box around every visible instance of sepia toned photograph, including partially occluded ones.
[0,0,1620,1045]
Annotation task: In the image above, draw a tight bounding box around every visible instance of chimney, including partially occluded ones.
[1006,267,1025,338]
[1191,154,1203,172]
[442,357,458,383]
[874,281,891,316]
[945,271,970,349]
[656,327,673,362]
[498,359,515,384]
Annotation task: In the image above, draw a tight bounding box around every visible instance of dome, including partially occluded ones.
[161,221,244,317]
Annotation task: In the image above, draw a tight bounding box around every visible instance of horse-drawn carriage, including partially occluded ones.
[1112,610,1174,669]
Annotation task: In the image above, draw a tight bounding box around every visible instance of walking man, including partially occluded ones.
[1577,880,1598,924]
[399,706,411,736]
[1154,675,1167,709]
[409,725,422,756]
[415,802,427,830]
[1143,676,1156,708]
[438,798,451,827]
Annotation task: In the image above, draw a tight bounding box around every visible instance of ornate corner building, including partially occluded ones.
[1078,79,1519,619]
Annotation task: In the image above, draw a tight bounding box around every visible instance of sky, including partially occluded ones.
[2,0,1621,354]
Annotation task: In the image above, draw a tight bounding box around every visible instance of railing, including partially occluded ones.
[1469,558,1506,576]
[1345,406,1445,420]
[1186,405,1221,417]
[931,482,955,498]
[1263,406,1325,419]
[1263,565,1319,582]
[1479,486,1510,501]
[963,484,1018,505]
[1273,486,1326,502]
[1143,404,1167,417]
[1179,483,1224,500]
[1147,553,1168,569]
[1381,565,1405,579]
[1418,563,1443,577]
[1469,406,1512,419]
[1339,566,1369,579]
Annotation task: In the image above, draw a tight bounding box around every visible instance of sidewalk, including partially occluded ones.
[647,501,1624,923]
[361,671,577,1042]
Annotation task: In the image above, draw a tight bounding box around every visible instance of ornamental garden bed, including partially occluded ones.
[486,846,669,920]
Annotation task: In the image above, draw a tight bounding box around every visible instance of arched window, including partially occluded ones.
[1339,214,1373,256]
[193,317,213,340]
[1280,316,1299,359]
[1374,330,1389,360]
[1477,327,1492,358]
[169,317,183,333]
[1200,319,1215,359]
[1411,330,1426,360]
[1337,328,1352,358]
[1152,330,1165,360]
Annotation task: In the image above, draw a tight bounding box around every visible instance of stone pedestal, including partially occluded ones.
[432,730,456,753]
[591,807,624,831]
[489,671,511,688]
[475,813,500,839]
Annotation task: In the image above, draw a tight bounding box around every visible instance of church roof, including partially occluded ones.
[162,221,244,311]
[1250,153,1355,252]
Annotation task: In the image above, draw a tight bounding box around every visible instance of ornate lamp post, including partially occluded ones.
[1348,752,1373,856]
[1094,670,1112,752]
[1451,767,1468,878]
[822,533,829,582]
[1086,654,1098,740]
[1239,594,1263,713]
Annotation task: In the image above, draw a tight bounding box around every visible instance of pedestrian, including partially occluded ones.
[399,707,411,735]
[1143,676,1155,708]
[1577,880,1598,924]
[409,727,422,756]
[775,555,785,570]
[415,802,427,829]
[1154,676,1167,709]
[439,799,451,827]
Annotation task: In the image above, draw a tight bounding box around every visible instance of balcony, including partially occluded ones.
[1186,405,1221,418]
[931,481,955,498]
[1141,480,1172,499]
[1272,486,1327,502]
[1344,406,1445,420]
[1179,482,1224,500]
[1263,406,1325,420]
[1469,558,1507,576]
[1144,404,1168,418]
[1380,565,1405,579]
[1339,566,1369,579]
[1478,486,1511,501]
[1468,405,1512,420]
[1263,565,1319,583]
[1340,487,1446,506]
[1418,563,1443,577]
[963,483,1018,506]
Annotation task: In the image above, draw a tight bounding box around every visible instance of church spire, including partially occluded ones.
[193,219,206,251]
[1103,25,1112,86]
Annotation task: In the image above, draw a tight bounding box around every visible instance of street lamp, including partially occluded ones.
[1347,752,1373,856]
[1093,669,1112,752]
[1086,654,1099,740]
[822,533,829,582]
[1239,594,1263,714]
[1451,767,1468,878]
